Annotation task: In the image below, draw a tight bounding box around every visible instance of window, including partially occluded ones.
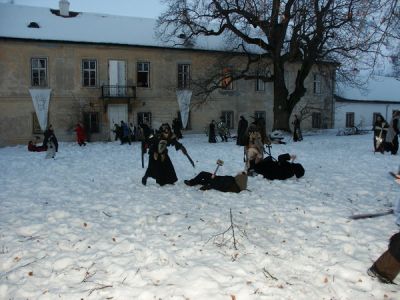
[220,67,233,90]
[221,111,234,129]
[32,112,43,134]
[83,112,100,133]
[256,73,265,91]
[137,62,150,87]
[312,112,322,128]
[346,112,355,127]
[254,111,266,121]
[177,64,191,89]
[31,58,47,87]
[82,59,97,87]
[137,112,152,126]
[313,73,321,94]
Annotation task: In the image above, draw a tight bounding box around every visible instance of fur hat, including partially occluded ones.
[292,163,305,178]
[234,172,248,191]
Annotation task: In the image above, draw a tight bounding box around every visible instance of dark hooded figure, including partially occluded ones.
[208,120,217,143]
[253,153,305,180]
[184,171,248,193]
[236,116,248,146]
[368,232,400,284]
[172,118,183,139]
[373,114,389,153]
[43,124,58,152]
[142,123,188,186]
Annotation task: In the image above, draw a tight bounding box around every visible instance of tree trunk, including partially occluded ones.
[272,62,291,131]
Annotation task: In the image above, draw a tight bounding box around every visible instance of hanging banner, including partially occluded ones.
[29,89,52,131]
[176,89,192,129]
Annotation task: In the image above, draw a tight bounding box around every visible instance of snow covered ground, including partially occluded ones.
[0,131,399,299]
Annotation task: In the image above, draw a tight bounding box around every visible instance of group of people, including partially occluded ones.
[373,110,400,154]
[141,119,305,193]
[113,121,137,145]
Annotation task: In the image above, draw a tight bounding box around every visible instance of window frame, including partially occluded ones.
[177,63,191,89]
[137,62,151,88]
[345,112,355,128]
[256,72,265,91]
[31,57,48,87]
[137,112,152,127]
[83,112,100,133]
[313,73,322,94]
[220,67,234,90]
[312,112,322,128]
[221,111,234,129]
[82,59,98,87]
[32,112,43,134]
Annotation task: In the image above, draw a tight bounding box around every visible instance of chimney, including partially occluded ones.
[59,0,70,17]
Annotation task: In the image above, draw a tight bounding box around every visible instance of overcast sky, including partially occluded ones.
[0,0,166,18]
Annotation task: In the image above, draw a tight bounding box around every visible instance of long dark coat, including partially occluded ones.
[186,171,241,193]
[236,117,248,145]
[144,134,183,186]
[373,118,388,152]
[208,122,217,143]
[254,153,303,180]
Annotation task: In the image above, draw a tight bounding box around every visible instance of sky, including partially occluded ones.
[0,0,166,18]
[0,131,400,298]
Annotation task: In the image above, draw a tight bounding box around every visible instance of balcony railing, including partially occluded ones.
[101,85,136,99]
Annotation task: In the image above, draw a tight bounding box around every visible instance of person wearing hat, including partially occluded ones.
[184,171,248,193]
[252,153,305,180]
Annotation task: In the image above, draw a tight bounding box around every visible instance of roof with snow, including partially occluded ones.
[0,3,226,51]
[335,75,400,103]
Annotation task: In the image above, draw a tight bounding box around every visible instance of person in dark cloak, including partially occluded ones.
[42,124,58,152]
[184,171,248,193]
[292,114,303,142]
[368,232,400,284]
[113,123,123,142]
[373,114,389,153]
[142,123,189,186]
[251,153,305,180]
[172,117,183,139]
[208,120,217,143]
[236,115,248,146]
[384,110,400,155]
[120,121,131,145]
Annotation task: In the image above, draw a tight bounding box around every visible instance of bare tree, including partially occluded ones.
[157,0,399,130]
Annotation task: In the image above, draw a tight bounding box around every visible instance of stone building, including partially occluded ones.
[0,2,336,146]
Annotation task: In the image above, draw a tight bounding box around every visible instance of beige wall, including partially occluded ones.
[0,39,334,146]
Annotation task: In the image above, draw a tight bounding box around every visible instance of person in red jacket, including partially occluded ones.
[74,122,87,146]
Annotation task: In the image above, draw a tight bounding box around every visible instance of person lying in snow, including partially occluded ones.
[368,232,400,284]
[184,171,248,193]
[247,152,305,180]
[27,137,47,152]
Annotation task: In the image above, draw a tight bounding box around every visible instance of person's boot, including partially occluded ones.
[368,250,400,283]
[141,176,147,186]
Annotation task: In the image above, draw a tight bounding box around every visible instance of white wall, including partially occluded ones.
[334,102,400,129]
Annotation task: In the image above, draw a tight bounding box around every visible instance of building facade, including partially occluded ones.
[0,2,336,146]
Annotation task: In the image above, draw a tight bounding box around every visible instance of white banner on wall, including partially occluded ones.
[176,90,192,129]
[29,89,52,131]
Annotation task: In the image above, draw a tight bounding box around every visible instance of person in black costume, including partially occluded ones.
[172,118,183,139]
[42,124,58,152]
[142,123,189,186]
[252,153,305,180]
[373,114,388,153]
[292,114,303,142]
[184,171,248,193]
[236,116,248,146]
[208,120,217,143]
